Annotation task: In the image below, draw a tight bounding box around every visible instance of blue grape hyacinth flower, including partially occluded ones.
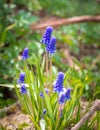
[17,72,26,84]
[22,47,29,60]
[53,72,64,93]
[59,92,66,104]
[65,88,71,100]
[40,26,53,46]
[59,88,67,104]
[20,84,27,94]
[46,36,56,55]
[40,92,44,98]
[43,108,46,115]
[59,88,71,104]
[39,88,50,98]
[44,88,50,94]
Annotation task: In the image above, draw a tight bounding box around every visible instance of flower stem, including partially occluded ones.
[45,52,48,88]
[50,56,52,89]
[46,51,48,75]
[50,57,52,79]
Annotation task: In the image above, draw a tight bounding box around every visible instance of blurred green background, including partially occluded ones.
[0,0,100,108]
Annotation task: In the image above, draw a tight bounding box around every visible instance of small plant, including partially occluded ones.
[15,26,85,130]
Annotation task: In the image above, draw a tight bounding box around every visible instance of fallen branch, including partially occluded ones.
[31,15,100,31]
[71,99,100,130]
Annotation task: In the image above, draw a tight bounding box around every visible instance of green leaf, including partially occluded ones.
[29,115,41,130]
[18,123,30,129]
[73,57,83,71]
[58,118,67,130]
[43,91,55,129]
[64,68,71,85]
[50,93,58,106]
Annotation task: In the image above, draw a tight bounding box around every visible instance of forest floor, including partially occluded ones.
[0,99,89,130]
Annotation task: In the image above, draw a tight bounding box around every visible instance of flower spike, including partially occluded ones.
[59,88,71,104]
[17,72,26,84]
[46,36,56,55]
[53,72,64,93]
[40,26,53,46]
[22,47,29,60]
[20,84,27,94]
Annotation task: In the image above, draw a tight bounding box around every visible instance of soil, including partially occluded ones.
[0,99,89,130]
[0,102,34,130]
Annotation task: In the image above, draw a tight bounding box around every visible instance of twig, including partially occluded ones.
[31,15,100,31]
[71,99,100,130]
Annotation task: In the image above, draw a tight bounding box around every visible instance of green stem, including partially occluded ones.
[45,51,48,88]
[46,51,48,75]
[50,56,52,90]
[50,57,52,77]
